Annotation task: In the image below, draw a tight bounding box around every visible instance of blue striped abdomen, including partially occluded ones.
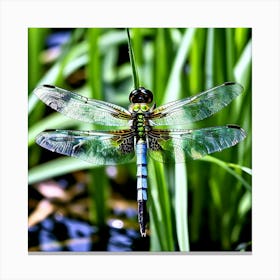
[136,140,148,237]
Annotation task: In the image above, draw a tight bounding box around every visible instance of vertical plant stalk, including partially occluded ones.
[175,163,190,251]
[205,28,215,88]
[164,28,195,251]
[127,28,140,89]
[87,28,108,230]
[164,28,196,103]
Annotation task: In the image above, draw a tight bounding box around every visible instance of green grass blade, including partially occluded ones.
[175,163,189,251]
[127,28,139,89]
[28,157,93,184]
[28,28,50,91]
[205,28,215,88]
[234,39,252,86]
[228,163,252,175]
[189,28,205,94]
[225,28,235,81]
[200,155,252,192]
[164,28,196,102]
[153,28,169,99]
[87,28,108,229]
[149,161,174,251]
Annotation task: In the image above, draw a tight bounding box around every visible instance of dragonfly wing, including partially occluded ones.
[36,129,135,165]
[150,82,244,126]
[148,125,246,162]
[34,85,131,126]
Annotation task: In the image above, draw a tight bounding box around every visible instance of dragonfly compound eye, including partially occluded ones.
[133,104,140,112]
[140,104,149,111]
[129,87,153,104]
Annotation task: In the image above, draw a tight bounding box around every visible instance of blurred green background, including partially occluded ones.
[28,28,252,252]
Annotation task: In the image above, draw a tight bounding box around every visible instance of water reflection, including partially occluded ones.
[28,215,149,252]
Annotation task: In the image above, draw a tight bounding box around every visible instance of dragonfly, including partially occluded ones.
[34,81,246,237]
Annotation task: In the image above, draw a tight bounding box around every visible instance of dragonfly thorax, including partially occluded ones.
[130,112,151,141]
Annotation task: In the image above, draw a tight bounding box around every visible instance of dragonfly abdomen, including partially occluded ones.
[136,140,148,237]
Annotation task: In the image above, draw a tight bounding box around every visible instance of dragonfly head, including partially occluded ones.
[129,87,153,104]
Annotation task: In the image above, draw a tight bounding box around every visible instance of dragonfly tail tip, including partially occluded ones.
[140,230,147,237]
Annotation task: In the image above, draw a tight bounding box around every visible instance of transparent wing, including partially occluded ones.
[150,82,244,126]
[36,129,135,165]
[148,125,246,162]
[34,85,131,126]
